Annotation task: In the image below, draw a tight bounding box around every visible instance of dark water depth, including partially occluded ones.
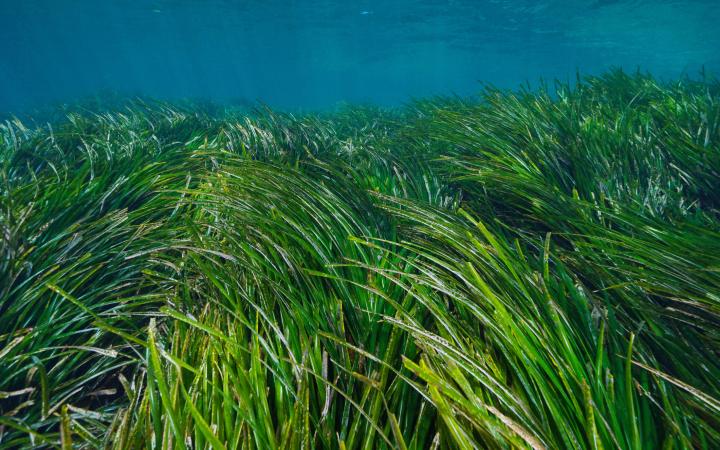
[1,0,719,113]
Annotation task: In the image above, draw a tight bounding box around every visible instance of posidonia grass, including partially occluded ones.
[1,70,719,449]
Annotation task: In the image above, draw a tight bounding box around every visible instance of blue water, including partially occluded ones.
[1,0,718,113]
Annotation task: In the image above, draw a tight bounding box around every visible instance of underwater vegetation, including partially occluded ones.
[1,70,719,449]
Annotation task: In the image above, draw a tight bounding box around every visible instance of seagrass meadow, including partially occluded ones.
[1,70,719,449]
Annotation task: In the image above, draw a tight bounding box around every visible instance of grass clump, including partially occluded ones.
[1,69,719,449]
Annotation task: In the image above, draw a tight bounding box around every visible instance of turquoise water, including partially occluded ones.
[1,0,718,113]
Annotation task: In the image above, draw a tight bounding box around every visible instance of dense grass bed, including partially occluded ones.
[1,71,719,449]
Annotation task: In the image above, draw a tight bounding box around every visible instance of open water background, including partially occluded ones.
[1,0,718,114]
